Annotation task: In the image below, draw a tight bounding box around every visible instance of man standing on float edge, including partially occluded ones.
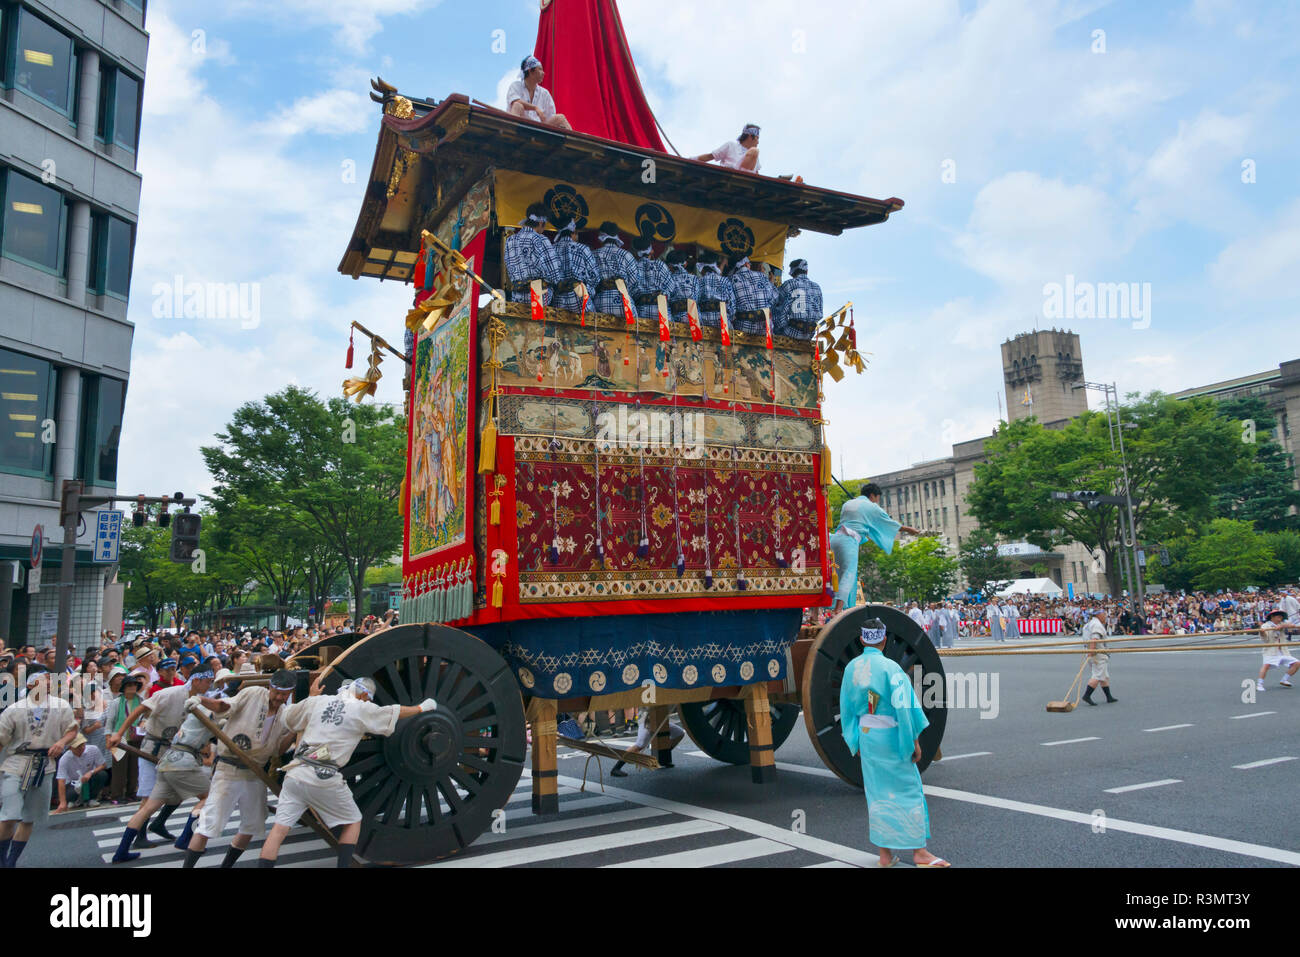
[258,677,435,867]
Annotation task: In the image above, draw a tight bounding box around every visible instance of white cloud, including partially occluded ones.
[953,172,1124,287]
[259,89,375,138]
[1208,199,1300,298]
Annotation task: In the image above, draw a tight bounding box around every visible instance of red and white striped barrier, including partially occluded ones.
[1018,618,1063,634]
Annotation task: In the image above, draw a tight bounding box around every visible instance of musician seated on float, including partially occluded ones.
[507,56,573,130]
[503,203,561,306]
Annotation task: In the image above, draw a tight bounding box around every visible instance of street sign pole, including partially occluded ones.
[54,480,82,676]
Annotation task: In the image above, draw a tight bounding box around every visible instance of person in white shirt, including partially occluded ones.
[258,676,434,868]
[1256,607,1300,692]
[1081,607,1117,705]
[54,734,108,811]
[696,124,761,172]
[1283,589,1300,626]
[0,668,80,866]
[506,55,572,130]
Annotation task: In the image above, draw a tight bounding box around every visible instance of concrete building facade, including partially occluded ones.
[0,0,147,648]
[861,330,1300,598]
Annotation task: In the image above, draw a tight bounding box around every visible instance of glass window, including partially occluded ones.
[95,65,142,151]
[0,348,56,477]
[90,213,134,297]
[1,169,67,274]
[78,375,126,485]
[14,9,76,114]
[112,71,140,150]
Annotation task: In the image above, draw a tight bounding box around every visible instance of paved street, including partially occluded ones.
[24,635,1300,868]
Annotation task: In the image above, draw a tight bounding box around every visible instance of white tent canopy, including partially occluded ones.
[995,577,1064,597]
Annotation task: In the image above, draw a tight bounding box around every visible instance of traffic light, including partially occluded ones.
[132,494,146,528]
[1159,546,1171,567]
[170,511,201,563]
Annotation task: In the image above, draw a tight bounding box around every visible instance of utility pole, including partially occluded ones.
[1070,380,1146,622]
[53,483,197,675]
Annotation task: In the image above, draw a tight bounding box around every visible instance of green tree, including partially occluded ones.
[877,536,958,603]
[966,394,1253,585]
[201,386,407,621]
[206,497,310,629]
[1261,530,1300,587]
[958,527,1015,597]
[1184,519,1279,591]
[1146,534,1196,592]
[119,523,172,631]
[1212,396,1300,531]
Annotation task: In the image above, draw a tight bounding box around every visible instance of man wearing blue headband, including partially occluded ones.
[507,55,572,130]
[107,668,214,862]
[840,623,949,868]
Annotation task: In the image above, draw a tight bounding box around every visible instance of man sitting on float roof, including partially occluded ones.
[696,125,761,173]
[507,56,572,131]
[504,203,561,305]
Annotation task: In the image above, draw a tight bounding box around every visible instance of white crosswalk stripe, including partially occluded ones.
[86,760,862,868]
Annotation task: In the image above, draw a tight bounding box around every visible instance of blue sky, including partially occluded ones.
[119,0,1300,498]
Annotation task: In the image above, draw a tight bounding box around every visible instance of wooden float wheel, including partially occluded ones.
[678,698,801,766]
[285,631,368,698]
[800,604,947,786]
[319,623,527,864]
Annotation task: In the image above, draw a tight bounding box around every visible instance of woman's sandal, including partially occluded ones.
[878,851,898,868]
[914,856,951,868]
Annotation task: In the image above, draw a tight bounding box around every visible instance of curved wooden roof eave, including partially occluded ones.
[339,92,904,280]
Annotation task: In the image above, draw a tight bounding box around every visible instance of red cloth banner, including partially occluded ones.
[1019,618,1063,634]
[532,0,666,151]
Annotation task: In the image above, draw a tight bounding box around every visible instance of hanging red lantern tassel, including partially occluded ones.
[345,328,355,369]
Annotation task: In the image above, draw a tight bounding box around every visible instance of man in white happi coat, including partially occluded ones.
[107,670,215,855]
[1283,589,1300,626]
[183,668,298,868]
[986,601,1004,641]
[1081,606,1118,705]
[258,677,435,868]
[108,669,216,862]
[0,668,80,867]
[1256,607,1300,692]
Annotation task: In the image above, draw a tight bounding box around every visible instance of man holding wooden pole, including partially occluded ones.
[182,669,298,868]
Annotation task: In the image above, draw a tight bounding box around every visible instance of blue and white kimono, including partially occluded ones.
[840,644,931,850]
[829,495,902,608]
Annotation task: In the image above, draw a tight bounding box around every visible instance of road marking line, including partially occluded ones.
[476,805,667,847]
[920,784,1300,866]
[805,860,855,868]
[683,751,708,759]
[422,819,725,868]
[1230,711,1276,720]
[1143,724,1193,732]
[1233,756,1297,770]
[550,771,876,866]
[1104,779,1182,794]
[1041,737,1100,746]
[772,760,1300,865]
[602,837,795,868]
[936,751,992,761]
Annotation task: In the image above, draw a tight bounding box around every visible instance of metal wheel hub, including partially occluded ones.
[386,710,465,782]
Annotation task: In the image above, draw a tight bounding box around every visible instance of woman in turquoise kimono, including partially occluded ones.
[840,623,950,867]
[829,483,920,611]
